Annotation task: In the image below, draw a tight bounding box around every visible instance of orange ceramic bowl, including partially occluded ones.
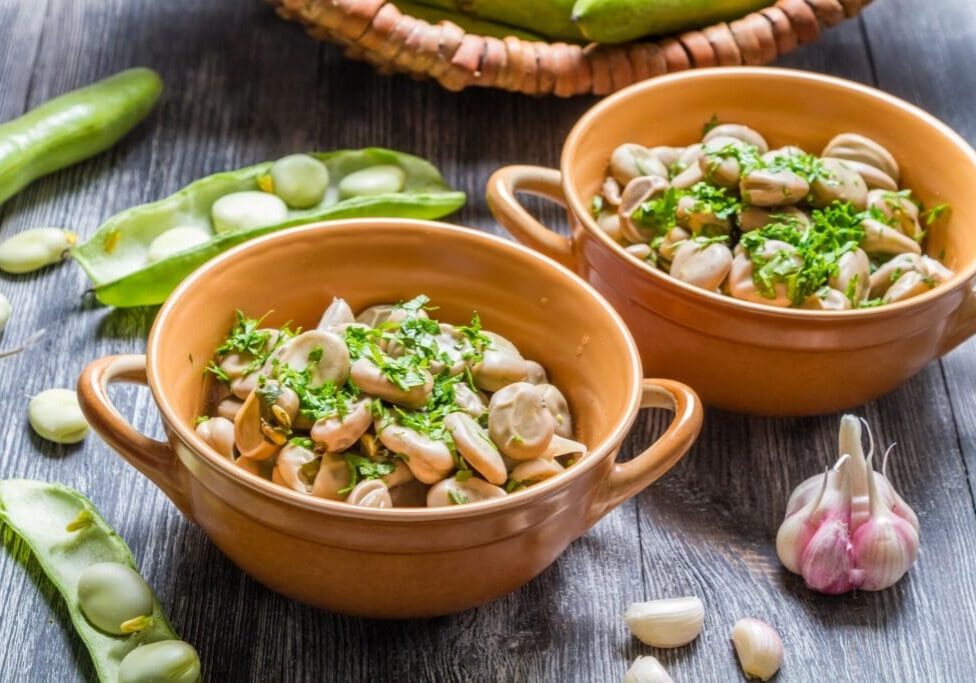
[488,67,976,416]
[78,219,702,618]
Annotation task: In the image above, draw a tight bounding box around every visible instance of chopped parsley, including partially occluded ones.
[447,489,470,505]
[339,454,397,495]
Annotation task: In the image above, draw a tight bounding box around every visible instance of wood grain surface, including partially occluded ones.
[1,1,974,681]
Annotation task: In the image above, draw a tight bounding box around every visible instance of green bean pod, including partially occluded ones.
[412,0,583,41]
[571,0,773,44]
[0,480,184,682]
[393,1,544,40]
[71,148,466,307]
[0,68,162,207]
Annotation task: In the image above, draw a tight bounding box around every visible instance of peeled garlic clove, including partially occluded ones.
[28,388,89,444]
[703,123,769,153]
[623,596,704,648]
[860,218,922,257]
[731,618,783,682]
[622,656,674,683]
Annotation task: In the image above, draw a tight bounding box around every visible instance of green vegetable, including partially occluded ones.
[412,0,583,41]
[118,640,201,683]
[28,388,89,444]
[72,148,465,307]
[0,227,77,274]
[571,0,773,44]
[269,153,330,209]
[0,480,183,682]
[393,1,545,40]
[78,562,155,635]
[0,68,161,208]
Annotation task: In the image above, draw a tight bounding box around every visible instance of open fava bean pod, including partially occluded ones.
[0,480,192,683]
[72,148,466,307]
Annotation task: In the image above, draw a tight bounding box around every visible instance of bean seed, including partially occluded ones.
[338,165,406,198]
[28,388,89,444]
[270,153,330,209]
[146,226,210,265]
[77,562,153,635]
[211,191,287,234]
[118,640,201,683]
[0,227,76,274]
[0,293,10,332]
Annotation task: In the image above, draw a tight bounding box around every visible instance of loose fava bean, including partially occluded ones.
[802,288,851,311]
[510,458,564,485]
[195,416,235,459]
[426,476,507,507]
[356,301,428,327]
[234,388,288,461]
[488,382,556,461]
[118,641,201,683]
[699,137,748,188]
[216,396,243,422]
[601,176,622,206]
[454,382,487,418]
[0,228,76,274]
[738,206,810,233]
[625,243,651,260]
[346,479,393,508]
[808,158,868,210]
[29,388,89,444]
[145,226,210,265]
[0,481,186,682]
[840,159,898,191]
[610,143,668,185]
[269,153,329,209]
[657,227,690,263]
[823,132,900,182]
[675,195,732,236]
[869,253,924,298]
[596,212,622,241]
[669,240,733,292]
[77,562,154,635]
[376,420,454,484]
[524,360,548,385]
[339,164,406,198]
[472,331,528,392]
[0,293,10,332]
[445,412,507,485]
[311,398,373,451]
[211,191,288,234]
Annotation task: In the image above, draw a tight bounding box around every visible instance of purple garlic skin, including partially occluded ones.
[775,415,920,594]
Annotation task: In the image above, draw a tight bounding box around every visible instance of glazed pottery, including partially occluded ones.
[488,67,976,415]
[78,219,702,618]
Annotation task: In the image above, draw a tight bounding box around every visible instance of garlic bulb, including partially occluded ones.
[776,415,920,594]
[622,656,674,683]
[731,618,783,681]
[623,596,704,648]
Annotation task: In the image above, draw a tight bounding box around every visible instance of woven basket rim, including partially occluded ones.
[269,0,873,96]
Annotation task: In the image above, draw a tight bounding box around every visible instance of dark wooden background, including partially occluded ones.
[1,1,974,681]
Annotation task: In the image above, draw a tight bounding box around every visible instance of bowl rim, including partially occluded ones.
[147,219,645,521]
[562,65,976,321]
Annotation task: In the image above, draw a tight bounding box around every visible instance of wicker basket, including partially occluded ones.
[268,0,872,97]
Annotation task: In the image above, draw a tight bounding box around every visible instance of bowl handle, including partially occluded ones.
[939,282,976,355]
[486,165,576,269]
[77,354,191,516]
[589,379,703,523]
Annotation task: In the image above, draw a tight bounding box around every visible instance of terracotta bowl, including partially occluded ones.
[78,219,702,618]
[487,67,976,416]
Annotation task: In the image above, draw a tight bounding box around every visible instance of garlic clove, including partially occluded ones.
[622,656,674,683]
[799,518,858,595]
[731,618,783,682]
[851,512,919,591]
[623,596,704,648]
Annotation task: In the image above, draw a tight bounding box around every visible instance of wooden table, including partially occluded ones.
[1,1,974,681]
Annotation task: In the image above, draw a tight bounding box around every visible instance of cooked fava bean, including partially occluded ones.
[146,226,210,265]
[883,270,934,303]
[0,228,76,274]
[610,143,668,185]
[211,191,288,234]
[446,412,507,485]
[488,382,556,461]
[598,121,951,309]
[427,476,507,507]
[338,164,406,198]
[346,479,393,508]
[269,153,330,208]
[77,562,154,635]
[200,296,584,507]
[28,388,88,444]
[118,640,201,683]
[510,458,564,485]
[195,416,235,459]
